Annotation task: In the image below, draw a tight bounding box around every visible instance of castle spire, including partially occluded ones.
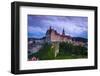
[62,28,65,35]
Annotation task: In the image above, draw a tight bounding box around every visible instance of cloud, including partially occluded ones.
[28,15,88,38]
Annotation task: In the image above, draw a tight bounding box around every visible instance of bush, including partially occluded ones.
[38,43,55,60]
[59,42,87,57]
[59,42,74,54]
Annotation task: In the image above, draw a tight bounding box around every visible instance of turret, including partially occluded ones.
[62,28,65,35]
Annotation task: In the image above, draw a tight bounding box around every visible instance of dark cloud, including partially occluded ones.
[28,15,88,38]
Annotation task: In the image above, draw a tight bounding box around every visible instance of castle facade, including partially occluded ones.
[45,26,72,43]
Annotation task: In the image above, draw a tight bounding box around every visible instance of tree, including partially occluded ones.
[38,43,55,60]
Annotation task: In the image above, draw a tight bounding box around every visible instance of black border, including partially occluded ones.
[11,1,98,74]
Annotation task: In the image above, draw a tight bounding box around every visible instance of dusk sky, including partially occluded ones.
[28,15,88,39]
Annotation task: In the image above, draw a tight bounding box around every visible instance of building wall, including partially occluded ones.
[50,30,72,43]
[50,31,59,42]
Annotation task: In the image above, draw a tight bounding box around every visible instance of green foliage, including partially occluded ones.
[28,42,88,60]
[38,43,55,60]
[59,42,87,58]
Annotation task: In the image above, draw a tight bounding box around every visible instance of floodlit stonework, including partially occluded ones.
[46,26,72,43]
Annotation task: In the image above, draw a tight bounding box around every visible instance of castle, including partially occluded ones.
[45,26,72,43]
[29,26,86,46]
[28,26,87,57]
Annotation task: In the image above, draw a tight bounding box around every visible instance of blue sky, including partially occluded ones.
[28,15,88,39]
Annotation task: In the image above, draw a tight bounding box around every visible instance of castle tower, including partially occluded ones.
[45,26,52,43]
[62,28,65,36]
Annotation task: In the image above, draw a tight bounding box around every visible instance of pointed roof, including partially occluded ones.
[62,28,65,35]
